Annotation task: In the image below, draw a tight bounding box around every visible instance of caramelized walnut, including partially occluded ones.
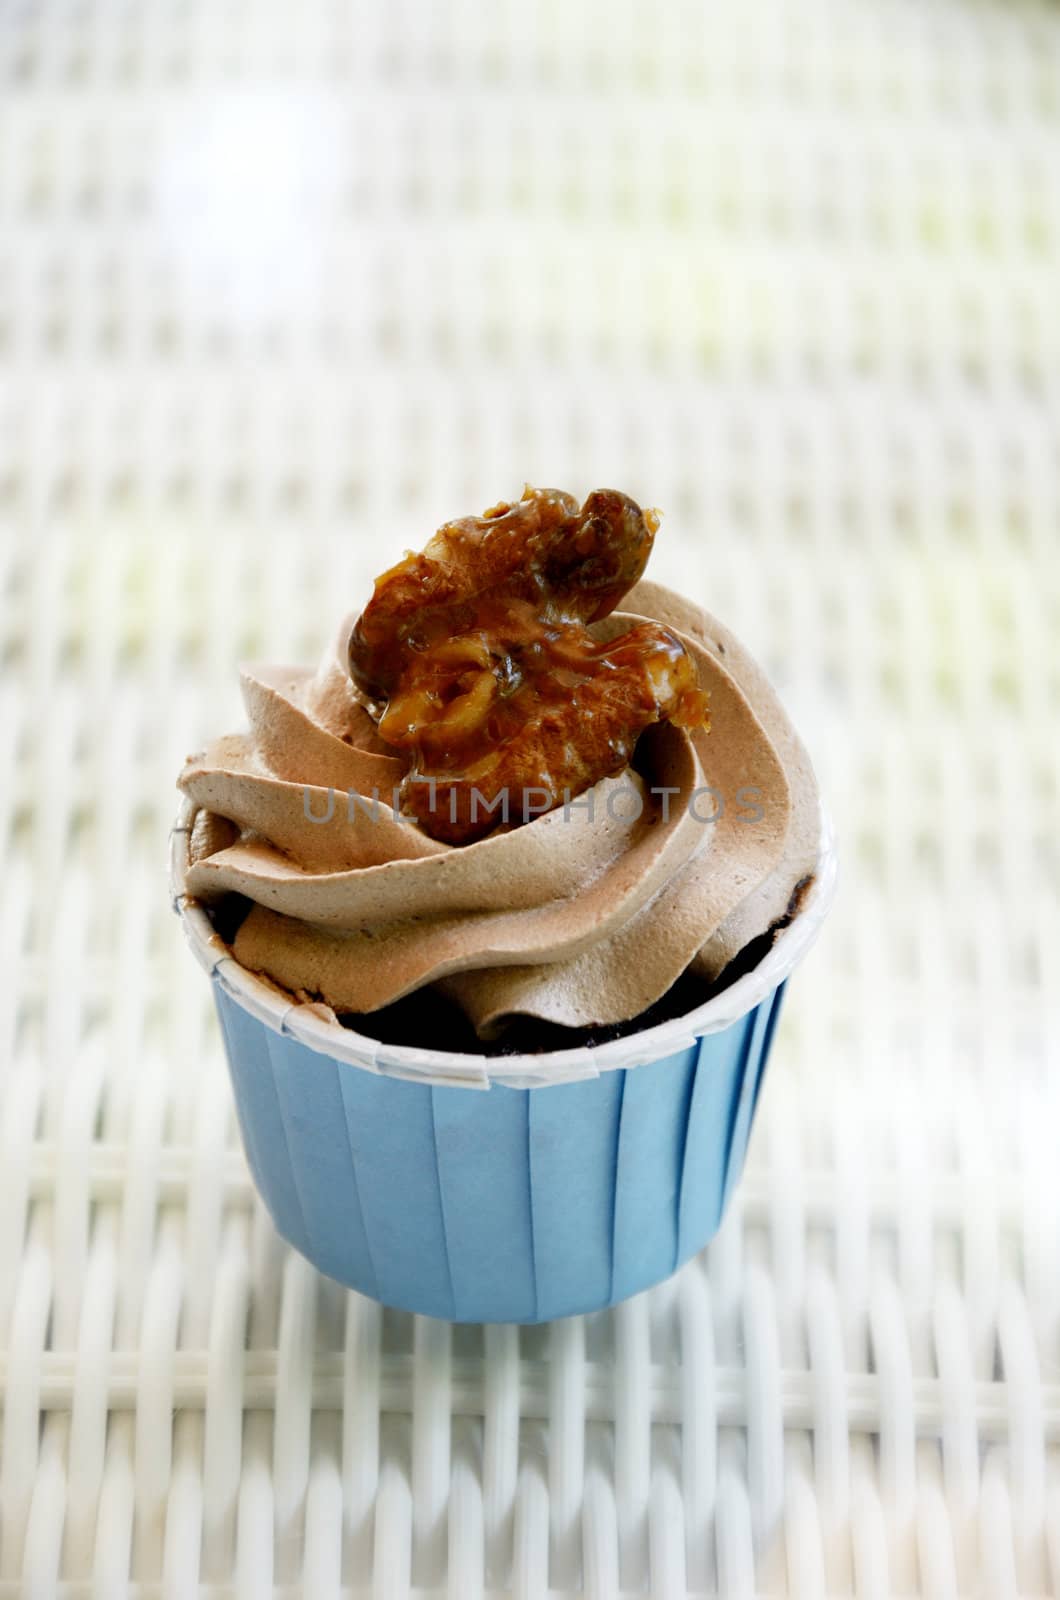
[349,485,658,700]
[347,487,710,845]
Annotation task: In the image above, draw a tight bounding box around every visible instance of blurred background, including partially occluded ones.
[1,0,1058,1594]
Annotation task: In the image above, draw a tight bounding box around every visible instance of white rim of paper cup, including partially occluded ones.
[171,795,837,1090]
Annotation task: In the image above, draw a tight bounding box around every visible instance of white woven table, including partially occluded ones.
[1,0,1058,1594]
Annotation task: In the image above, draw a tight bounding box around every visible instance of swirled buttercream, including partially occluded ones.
[178,583,819,1038]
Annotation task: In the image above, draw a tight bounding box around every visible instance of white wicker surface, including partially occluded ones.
[1,0,1058,1594]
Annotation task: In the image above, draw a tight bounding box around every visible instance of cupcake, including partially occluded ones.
[172,487,834,1321]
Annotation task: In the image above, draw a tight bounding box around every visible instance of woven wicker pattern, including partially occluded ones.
[1,0,1058,1593]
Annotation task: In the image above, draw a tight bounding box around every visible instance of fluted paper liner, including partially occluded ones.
[172,798,835,1321]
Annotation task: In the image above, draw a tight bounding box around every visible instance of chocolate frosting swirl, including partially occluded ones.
[178,582,819,1038]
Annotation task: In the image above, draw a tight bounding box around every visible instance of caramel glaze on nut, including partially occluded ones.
[347,485,710,845]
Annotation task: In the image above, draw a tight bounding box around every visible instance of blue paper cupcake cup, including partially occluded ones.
[172,803,836,1323]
